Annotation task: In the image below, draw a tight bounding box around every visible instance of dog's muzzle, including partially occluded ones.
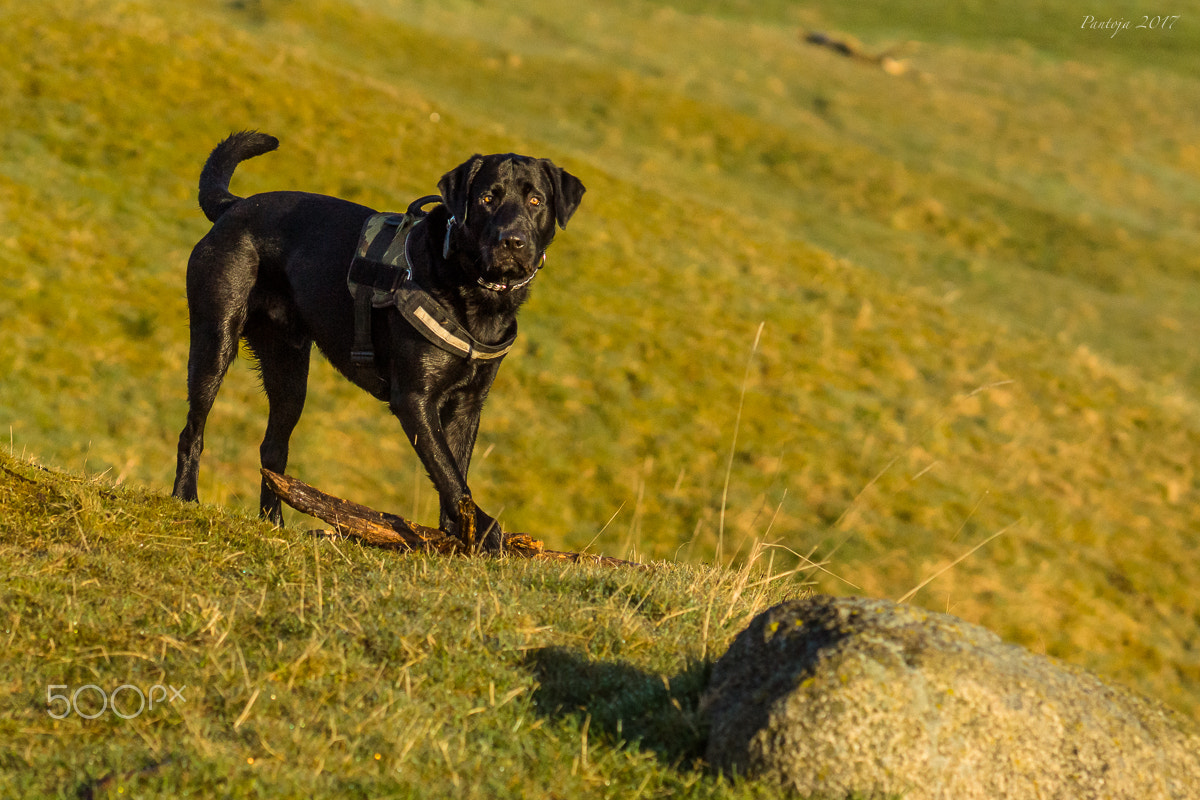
[445,216,545,292]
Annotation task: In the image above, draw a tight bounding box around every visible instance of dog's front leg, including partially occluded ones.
[439,384,504,549]
[388,379,491,548]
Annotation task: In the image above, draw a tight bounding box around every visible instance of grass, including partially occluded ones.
[0,0,1198,793]
[0,450,798,798]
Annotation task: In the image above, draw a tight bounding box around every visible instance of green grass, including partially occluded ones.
[1,0,1198,793]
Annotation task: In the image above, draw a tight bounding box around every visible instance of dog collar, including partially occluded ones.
[475,251,545,292]
[445,216,545,293]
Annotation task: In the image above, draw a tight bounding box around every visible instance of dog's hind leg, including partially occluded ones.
[172,309,246,505]
[173,238,258,507]
[245,321,312,524]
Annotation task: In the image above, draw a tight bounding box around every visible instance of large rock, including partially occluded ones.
[701,595,1200,799]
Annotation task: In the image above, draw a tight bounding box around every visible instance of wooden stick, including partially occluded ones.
[261,470,645,568]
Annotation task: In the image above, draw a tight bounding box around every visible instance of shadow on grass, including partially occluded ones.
[525,646,712,766]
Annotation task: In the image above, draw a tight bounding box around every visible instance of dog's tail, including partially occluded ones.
[197,131,280,223]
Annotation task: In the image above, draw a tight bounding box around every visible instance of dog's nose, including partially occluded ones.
[499,230,527,250]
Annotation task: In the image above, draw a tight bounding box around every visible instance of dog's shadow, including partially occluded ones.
[524,646,712,767]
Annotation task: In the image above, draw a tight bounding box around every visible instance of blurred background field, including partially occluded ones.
[1,0,1197,716]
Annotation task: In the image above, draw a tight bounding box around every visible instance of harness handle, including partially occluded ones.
[406,195,444,217]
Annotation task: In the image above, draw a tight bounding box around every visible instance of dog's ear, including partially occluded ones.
[438,156,485,225]
[541,161,586,230]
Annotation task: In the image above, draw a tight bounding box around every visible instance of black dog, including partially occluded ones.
[171,131,584,546]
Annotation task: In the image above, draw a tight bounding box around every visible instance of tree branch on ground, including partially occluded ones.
[261,469,645,568]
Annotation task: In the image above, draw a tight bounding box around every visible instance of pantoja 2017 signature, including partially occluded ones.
[1082,14,1181,37]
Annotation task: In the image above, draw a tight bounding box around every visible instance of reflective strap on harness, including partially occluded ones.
[395,288,515,361]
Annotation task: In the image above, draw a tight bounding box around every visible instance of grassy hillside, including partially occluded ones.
[0,450,794,797]
[0,0,1198,783]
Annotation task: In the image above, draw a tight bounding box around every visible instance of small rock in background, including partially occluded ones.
[701,595,1200,799]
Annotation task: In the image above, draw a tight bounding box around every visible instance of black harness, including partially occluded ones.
[347,196,517,381]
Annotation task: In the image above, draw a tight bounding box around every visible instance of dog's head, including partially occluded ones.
[439,154,585,291]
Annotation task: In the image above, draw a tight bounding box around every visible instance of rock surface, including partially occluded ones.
[701,595,1200,799]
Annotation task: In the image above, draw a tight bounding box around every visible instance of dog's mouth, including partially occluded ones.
[477,247,544,292]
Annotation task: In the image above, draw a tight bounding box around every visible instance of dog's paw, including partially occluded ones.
[476,514,504,552]
[445,497,502,552]
[470,507,504,553]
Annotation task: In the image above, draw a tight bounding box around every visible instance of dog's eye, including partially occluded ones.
[480,194,494,205]
[529,196,542,206]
